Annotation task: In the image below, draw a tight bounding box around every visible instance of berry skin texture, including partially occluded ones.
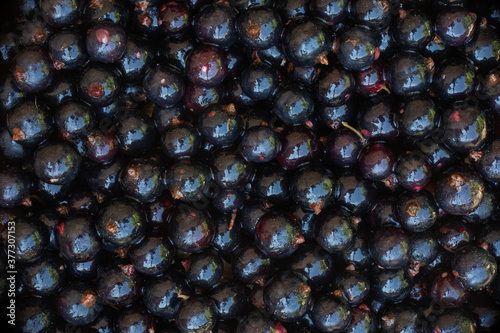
[11,46,55,93]
[86,22,127,63]
[451,245,497,291]
[435,166,485,216]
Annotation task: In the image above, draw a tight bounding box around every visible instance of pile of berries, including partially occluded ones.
[1,0,500,332]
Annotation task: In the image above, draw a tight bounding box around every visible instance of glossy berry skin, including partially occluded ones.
[40,0,82,28]
[55,214,102,262]
[451,245,497,291]
[337,26,379,71]
[212,150,252,189]
[429,269,469,306]
[96,197,147,247]
[326,128,363,168]
[160,123,201,160]
[184,248,224,289]
[466,292,500,332]
[236,310,286,333]
[237,7,283,50]
[314,208,356,253]
[86,130,119,164]
[176,295,218,333]
[283,18,331,66]
[277,125,320,170]
[385,52,431,96]
[290,244,334,288]
[6,101,52,147]
[41,71,77,110]
[0,127,30,161]
[33,142,82,185]
[435,7,477,47]
[143,64,185,107]
[210,279,248,321]
[78,64,121,107]
[310,295,351,333]
[21,253,66,297]
[371,266,411,302]
[34,178,72,203]
[194,4,237,48]
[11,46,55,93]
[83,0,130,28]
[96,262,141,307]
[168,206,214,253]
[358,97,399,141]
[395,151,432,191]
[184,83,223,115]
[345,304,378,333]
[252,164,289,204]
[463,188,499,225]
[57,281,103,325]
[142,270,190,320]
[232,243,274,284]
[115,305,156,333]
[49,30,89,70]
[435,166,485,216]
[129,1,161,37]
[186,44,227,88]
[353,61,386,96]
[477,139,500,185]
[198,104,243,147]
[290,165,336,215]
[238,199,268,237]
[433,59,477,103]
[114,109,156,156]
[240,64,279,101]
[255,212,304,259]
[335,170,377,216]
[0,76,27,113]
[272,84,314,126]
[158,1,191,37]
[369,196,400,229]
[241,126,279,163]
[115,36,155,83]
[445,103,488,154]
[438,218,474,253]
[211,215,242,260]
[16,297,56,333]
[369,226,411,269]
[65,253,104,279]
[55,100,95,139]
[335,269,371,306]
[314,66,354,107]
[379,302,427,333]
[263,270,311,322]
[86,22,127,63]
[152,103,187,132]
[309,0,348,25]
[409,230,439,267]
[395,190,438,232]
[392,10,433,51]
[466,27,500,71]
[429,308,476,333]
[0,167,31,208]
[398,94,438,139]
[358,143,395,182]
[161,36,195,72]
[166,160,209,204]
[350,0,392,31]
[212,188,244,214]
[129,235,175,276]
[119,158,164,203]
